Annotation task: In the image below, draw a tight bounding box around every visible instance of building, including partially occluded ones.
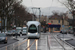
[36,15,48,29]
[48,14,69,32]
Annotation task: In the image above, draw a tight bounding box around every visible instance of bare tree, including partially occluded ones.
[58,0,74,12]
[13,3,34,27]
[52,10,59,15]
[0,0,22,31]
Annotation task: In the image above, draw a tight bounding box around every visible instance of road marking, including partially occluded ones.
[15,39,28,47]
[27,39,30,50]
[25,39,36,50]
[35,39,38,50]
[6,46,7,50]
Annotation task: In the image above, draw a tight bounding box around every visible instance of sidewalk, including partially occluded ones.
[57,33,75,47]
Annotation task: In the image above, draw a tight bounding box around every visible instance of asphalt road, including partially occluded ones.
[57,33,75,47]
[0,36,18,48]
[0,32,48,50]
[0,32,74,50]
[65,39,75,46]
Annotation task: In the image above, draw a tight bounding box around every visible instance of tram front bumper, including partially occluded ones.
[27,33,40,39]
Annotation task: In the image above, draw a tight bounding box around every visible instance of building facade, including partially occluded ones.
[48,14,69,32]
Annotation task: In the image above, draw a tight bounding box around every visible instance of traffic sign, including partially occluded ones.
[62,25,64,27]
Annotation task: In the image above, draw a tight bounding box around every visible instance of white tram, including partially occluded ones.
[26,21,41,39]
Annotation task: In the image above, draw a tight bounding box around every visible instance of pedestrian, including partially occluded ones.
[43,26,46,33]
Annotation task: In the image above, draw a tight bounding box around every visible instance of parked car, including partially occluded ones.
[22,31,27,35]
[22,27,27,35]
[22,27,27,31]
[68,29,73,34]
[0,33,7,44]
[60,29,67,34]
[15,27,22,36]
[2,31,7,34]
[6,30,13,36]
[12,30,16,36]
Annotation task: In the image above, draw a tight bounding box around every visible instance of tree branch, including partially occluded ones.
[58,0,72,12]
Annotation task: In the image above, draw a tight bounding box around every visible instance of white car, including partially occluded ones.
[60,29,67,34]
[22,27,27,31]
[22,27,27,35]
[6,30,13,36]
[22,30,27,35]
[15,27,22,36]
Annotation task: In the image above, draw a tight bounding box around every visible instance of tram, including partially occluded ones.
[26,21,41,39]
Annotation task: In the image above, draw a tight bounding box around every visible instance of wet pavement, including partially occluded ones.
[48,33,73,50]
[65,39,75,46]
[0,32,74,50]
[0,33,48,50]
[0,36,18,48]
[57,33,75,47]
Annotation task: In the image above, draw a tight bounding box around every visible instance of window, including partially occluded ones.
[54,28,60,31]
[51,20,53,23]
[28,24,37,33]
[58,20,60,23]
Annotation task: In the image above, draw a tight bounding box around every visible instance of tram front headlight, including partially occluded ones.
[28,33,30,34]
[36,33,37,35]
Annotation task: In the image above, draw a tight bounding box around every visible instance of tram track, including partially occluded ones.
[52,34,66,50]
[47,33,67,50]
[0,38,38,50]
[25,39,36,50]
[47,35,50,50]
[14,39,38,50]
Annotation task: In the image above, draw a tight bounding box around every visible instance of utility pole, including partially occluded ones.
[31,7,41,22]
[39,8,41,22]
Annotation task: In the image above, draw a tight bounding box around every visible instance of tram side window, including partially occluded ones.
[28,24,37,33]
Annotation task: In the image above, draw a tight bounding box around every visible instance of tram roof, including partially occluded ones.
[27,21,40,26]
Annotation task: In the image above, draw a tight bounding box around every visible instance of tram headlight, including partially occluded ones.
[36,33,37,35]
[28,33,30,34]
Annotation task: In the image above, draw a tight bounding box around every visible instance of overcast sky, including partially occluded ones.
[21,0,66,8]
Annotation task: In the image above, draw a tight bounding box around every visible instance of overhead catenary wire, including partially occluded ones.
[49,0,54,15]
[30,0,38,21]
[31,0,37,15]
[47,0,54,22]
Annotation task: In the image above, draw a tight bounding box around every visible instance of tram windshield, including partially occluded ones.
[28,24,37,33]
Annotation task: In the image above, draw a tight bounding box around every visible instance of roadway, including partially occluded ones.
[0,32,74,50]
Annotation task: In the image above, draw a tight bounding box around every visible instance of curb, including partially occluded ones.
[57,35,75,49]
